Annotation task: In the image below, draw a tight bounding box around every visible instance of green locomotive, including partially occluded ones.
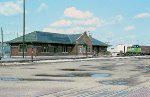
[126,45,141,55]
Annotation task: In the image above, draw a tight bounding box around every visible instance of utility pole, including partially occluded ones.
[1,27,4,58]
[23,0,25,58]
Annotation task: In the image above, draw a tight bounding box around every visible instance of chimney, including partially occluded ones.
[89,32,92,38]
[84,31,87,34]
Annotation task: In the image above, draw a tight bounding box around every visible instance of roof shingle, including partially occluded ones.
[8,31,108,46]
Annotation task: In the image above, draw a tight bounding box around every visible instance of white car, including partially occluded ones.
[111,52,120,57]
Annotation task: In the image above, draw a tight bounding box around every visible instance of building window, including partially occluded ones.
[42,45,49,52]
[62,46,68,52]
[79,46,86,53]
[87,47,91,52]
[79,47,82,53]
[100,47,106,52]
[19,44,27,52]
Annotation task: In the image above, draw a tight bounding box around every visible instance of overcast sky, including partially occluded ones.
[0,0,150,46]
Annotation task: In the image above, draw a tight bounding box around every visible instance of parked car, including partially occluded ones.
[111,52,119,56]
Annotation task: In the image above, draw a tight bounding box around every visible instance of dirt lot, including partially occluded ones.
[0,57,150,97]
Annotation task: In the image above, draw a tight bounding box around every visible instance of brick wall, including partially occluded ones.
[11,43,77,56]
[10,32,102,56]
[76,32,93,55]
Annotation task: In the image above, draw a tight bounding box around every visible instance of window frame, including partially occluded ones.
[42,45,49,53]
[62,46,68,53]
[79,45,86,53]
[87,47,91,52]
[18,44,27,53]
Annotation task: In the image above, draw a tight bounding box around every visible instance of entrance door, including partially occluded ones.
[54,46,58,53]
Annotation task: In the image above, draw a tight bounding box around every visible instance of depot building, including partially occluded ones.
[7,31,109,56]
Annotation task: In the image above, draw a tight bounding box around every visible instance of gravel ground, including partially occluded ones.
[0,56,150,97]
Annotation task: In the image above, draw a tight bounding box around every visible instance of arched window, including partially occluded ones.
[42,45,49,52]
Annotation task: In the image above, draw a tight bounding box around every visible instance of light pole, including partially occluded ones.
[31,42,34,62]
[1,27,3,59]
[23,0,25,58]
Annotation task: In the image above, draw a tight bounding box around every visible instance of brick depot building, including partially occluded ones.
[8,31,109,56]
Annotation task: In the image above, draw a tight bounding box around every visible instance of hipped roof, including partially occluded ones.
[8,31,109,46]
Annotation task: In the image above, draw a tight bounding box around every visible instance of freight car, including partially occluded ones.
[141,46,150,55]
[126,45,150,55]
